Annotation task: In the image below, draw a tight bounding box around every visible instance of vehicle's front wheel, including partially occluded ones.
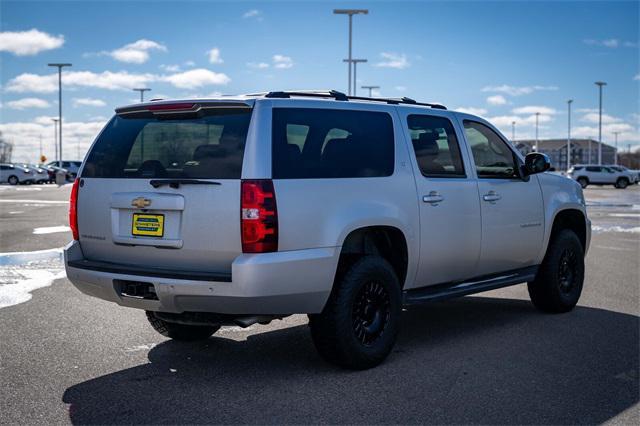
[8,175,18,185]
[577,177,588,188]
[615,178,629,189]
[528,229,584,313]
[145,311,219,341]
[308,256,401,370]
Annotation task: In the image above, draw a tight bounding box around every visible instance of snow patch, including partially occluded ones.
[0,247,66,309]
[16,187,42,191]
[591,225,640,234]
[33,225,71,235]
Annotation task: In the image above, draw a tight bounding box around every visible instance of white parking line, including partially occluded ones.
[33,226,71,235]
[0,199,68,204]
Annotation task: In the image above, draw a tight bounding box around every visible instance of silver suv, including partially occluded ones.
[65,91,591,369]
[569,164,634,189]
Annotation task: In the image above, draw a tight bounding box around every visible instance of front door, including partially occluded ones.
[402,112,481,287]
[461,120,545,275]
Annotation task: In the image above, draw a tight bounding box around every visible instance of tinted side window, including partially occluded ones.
[407,115,465,177]
[272,108,394,179]
[586,166,601,172]
[463,120,518,179]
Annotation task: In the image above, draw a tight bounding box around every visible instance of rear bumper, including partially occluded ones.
[64,240,339,315]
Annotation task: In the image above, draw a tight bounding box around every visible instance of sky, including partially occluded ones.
[0,0,638,163]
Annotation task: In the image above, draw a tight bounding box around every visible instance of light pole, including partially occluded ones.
[51,118,59,164]
[48,63,72,168]
[511,121,516,141]
[595,81,607,165]
[567,99,573,171]
[613,131,620,165]
[343,59,367,96]
[534,112,540,152]
[133,88,151,102]
[588,136,592,164]
[361,85,380,97]
[333,9,368,95]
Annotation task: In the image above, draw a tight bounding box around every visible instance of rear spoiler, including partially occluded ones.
[115,101,253,117]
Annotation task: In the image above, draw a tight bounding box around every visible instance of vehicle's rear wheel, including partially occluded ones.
[615,178,629,189]
[145,311,219,341]
[528,229,584,313]
[308,256,401,370]
[8,175,18,185]
[577,177,588,188]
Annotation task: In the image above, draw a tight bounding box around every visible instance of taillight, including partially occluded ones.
[241,179,278,253]
[69,178,80,240]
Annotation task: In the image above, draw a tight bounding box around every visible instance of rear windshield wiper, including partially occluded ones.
[149,179,221,189]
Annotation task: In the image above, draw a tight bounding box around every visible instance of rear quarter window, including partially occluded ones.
[272,108,394,179]
[81,109,252,179]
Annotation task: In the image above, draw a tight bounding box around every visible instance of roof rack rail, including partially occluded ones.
[263,90,446,109]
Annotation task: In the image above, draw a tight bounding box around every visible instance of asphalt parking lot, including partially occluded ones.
[0,183,638,424]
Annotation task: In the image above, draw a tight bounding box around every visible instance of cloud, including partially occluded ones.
[0,29,64,55]
[247,62,270,69]
[456,107,488,116]
[6,97,51,110]
[394,86,407,92]
[6,68,229,92]
[481,85,558,96]
[160,64,181,72]
[272,54,293,69]
[72,98,106,108]
[583,38,619,48]
[488,113,553,128]
[161,68,230,89]
[207,47,223,64]
[512,106,556,115]
[0,117,108,163]
[243,9,262,20]
[634,74,640,81]
[580,112,623,124]
[108,39,167,64]
[486,95,507,106]
[374,52,410,69]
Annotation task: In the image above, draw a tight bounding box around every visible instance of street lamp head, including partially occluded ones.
[595,81,607,87]
[568,99,573,104]
[343,58,367,63]
[48,63,72,68]
[333,9,368,15]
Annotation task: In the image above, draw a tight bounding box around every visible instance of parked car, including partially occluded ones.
[608,165,639,184]
[569,164,634,189]
[65,92,591,369]
[0,163,36,185]
[17,164,49,184]
[40,165,69,183]
[47,160,82,178]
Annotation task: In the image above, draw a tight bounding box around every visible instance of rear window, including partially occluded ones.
[272,108,394,179]
[82,109,252,179]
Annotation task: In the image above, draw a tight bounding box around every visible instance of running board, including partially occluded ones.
[403,266,538,305]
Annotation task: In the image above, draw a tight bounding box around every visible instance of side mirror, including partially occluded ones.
[524,152,551,176]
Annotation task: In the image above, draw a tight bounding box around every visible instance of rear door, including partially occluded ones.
[460,119,544,275]
[77,101,254,274]
[399,110,481,286]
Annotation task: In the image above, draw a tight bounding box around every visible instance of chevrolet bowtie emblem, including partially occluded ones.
[131,197,152,208]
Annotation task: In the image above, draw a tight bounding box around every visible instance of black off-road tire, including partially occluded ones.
[308,256,402,370]
[615,178,629,189]
[145,311,219,341]
[528,229,584,313]
[577,177,589,189]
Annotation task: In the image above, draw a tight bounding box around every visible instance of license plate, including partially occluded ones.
[132,213,164,237]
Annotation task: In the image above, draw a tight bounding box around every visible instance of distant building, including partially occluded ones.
[0,139,13,163]
[514,139,616,170]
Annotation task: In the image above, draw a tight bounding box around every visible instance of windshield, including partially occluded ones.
[82,108,252,179]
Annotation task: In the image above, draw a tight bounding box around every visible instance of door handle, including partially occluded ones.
[482,191,502,203]
[423,191,444,205]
